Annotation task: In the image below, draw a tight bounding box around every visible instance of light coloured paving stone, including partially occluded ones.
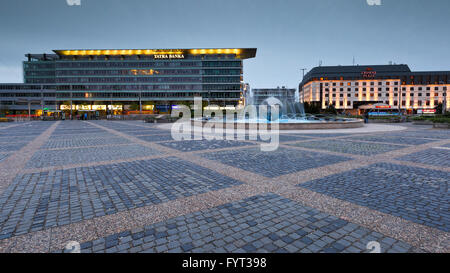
[275,186,449,253]
[49,220,99,251]
[0,122,31,131]
[0,229,50,253]
[1,121,448,253]
[0,121,59,195]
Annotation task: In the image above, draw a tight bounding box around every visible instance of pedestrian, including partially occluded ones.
[364,111,369,124]
[84,113,88,120]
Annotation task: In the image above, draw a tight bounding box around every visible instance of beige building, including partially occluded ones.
[299,65,449,114]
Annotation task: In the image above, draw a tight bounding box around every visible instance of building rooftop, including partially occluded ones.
[300,64,450,87]
[45,48,257,59]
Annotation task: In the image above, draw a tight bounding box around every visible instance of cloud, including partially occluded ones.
[0,66,23,83]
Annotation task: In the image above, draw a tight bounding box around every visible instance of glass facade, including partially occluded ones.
[21,50,254,104]
[0,48,256,114]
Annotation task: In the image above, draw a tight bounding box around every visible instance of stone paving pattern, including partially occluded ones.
[300,163,450,232]
[0,157,242,239]
[288,139,407,156]
[0,120,449,253]
[200,147,351,178]
[66,194,418,253]
[26,144,161,168]
[396,148,450,167]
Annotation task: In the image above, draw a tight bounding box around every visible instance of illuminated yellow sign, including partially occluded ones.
[92,105,106,111]
[154,54,185,59]
[55,49,242,56]
[78,105,91,110]
[60,105,123,110]
[131,69,159,75]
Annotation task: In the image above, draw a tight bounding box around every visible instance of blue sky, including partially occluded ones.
[1,0,449,88]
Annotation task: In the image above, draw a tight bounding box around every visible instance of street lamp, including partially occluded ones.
[300,68,307,103]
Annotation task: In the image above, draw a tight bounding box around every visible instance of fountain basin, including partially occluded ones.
[191,118,364,130]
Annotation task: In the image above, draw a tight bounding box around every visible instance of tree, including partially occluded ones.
[304,102,321,114]
[435,102,443,115]
[324,103,337,115]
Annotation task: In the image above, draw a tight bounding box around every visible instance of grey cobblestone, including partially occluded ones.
[0,157,242,238]
[288,139,407,156]
[72,193,418,253]
[300,163,450,232]
[200,147,351,177]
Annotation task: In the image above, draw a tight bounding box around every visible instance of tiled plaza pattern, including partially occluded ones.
[0,157,242,239]
[41,137,131,149]
[288,139,407,156]
[0,120,449,253]
[159,139,254,152]
[67,194,418,253]
[200,147,351,178]
[396,148,450,167]
[25,144,161,168]
[300,163,450,232]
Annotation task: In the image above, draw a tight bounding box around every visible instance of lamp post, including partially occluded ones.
[300,68,307,103]
[70,85,73,120]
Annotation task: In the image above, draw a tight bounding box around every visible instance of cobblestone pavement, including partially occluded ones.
[200,147,351,178]
[0,120,449,253]
[299,163,449,232]
[287,139,407,156]
[64,194,419,253]
[396,148,450,167]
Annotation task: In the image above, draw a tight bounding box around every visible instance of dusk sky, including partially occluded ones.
[1,0,449,89]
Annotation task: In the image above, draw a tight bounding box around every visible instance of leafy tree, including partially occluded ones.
[435,102,443,115]
[304,102,321,114]
[324,103,337,115]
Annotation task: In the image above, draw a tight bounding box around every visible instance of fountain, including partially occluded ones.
[234,89,364,129]
[193,89,363,130]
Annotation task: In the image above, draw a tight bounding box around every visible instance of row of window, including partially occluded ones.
[0,92,242,99]
[325,99,444,107]
[324,88,446,97]
[325,93,447,98]
[324,81,399,87]
[55,77,205,83]
[326,87,399,92]
[312,74,450,85]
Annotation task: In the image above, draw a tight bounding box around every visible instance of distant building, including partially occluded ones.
[251,87,296,105]
[299,64,450,114]
[0,48,256,116]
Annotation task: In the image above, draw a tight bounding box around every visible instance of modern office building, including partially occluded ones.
[251,87,296,105]
[0,48,256,117]
[299,64,450,114]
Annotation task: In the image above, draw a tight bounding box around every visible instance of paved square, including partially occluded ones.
[0,121,448,253]
[299,163,450,232]
[200,147,351,178]
[26,144,161,168]
[159,139,255,152]
[396,148,450,167]
[0,153,9,162]
[0,157,242,238]
[63,193,418,253]
[288,139,407,156]
[41,137,131,149]
[349,135,437,145]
